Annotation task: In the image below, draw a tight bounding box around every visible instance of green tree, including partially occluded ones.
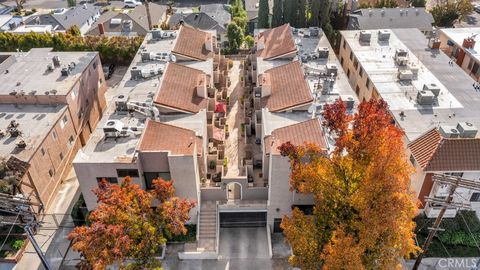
[411,0,426,7]
[272,0,284,27]
[66,25,81,37]
[227,22,244,54]
[457,0,473,22]
[67,0,76,7]
[283,0,297,26]
[230,0,248,30]
[258,0,270,28]
[296,0,307,28]
[244,35,255,49]
[431,3,459,27]
[309,0,321,26]
[319,0,331,28]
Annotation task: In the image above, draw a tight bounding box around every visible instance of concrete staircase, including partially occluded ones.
[197,201,217,252]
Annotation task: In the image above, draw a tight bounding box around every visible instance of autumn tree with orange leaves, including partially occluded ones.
[279,99,419,269]
[68,177,195,270]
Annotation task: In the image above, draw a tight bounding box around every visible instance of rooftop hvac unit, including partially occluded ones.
[456,122,478,138]
[439,125,460,138]
[408,63,419,76]
[326,63,338,77]
[322,78,334,94]
[428,38,441,49]
[318,47,329,59]
[308,27,320,37]
[152,29,163,39]
[122,20,133,31]
[103,120,124,138]
[341,95,355,110]
[378,30,391,42]
[395,49,408,66]
[423,83,440,97]
[398,69,413,81]
[52,56,61,67]
[416,90,435,105]
[359,30,371,44]
[130,67,142,80]
[141,52,151,62]
[61,67,70,76]
[115,94,129,112]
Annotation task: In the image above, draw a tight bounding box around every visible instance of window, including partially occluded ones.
[342,38,346,49]
[68,136,74,146]
[48,169,54,177]
[349,51,353,61]
[71,89,76,100]
[468,59,474,70]
[60,115,68,129]
[96,177,118,184]
[340,56,344,66]
[40,148,45,156]
[347,69,350,78]
[144,172,171,190]
[93,62,97,70]
[366,78,371,89]
[355,85,360,96]
[409,154,416,166]
[445,172,464,177]
[59,153,64,160]
[117,169,139,178]
[359,68,363,77]
[470,192,480,202]
[52,130,58,140]
[353,58,358,70]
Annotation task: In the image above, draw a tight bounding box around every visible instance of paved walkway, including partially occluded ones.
[14,169,81,270]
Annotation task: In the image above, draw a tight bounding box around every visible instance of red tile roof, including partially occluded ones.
[266,118,327,155]
[138,120,201,155]
[172,25,212,61]
[154,62,208,113]
[262,61,313,112]
[409,128,480,171]
[256,24,297,60]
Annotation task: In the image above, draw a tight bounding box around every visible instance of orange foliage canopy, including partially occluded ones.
[279,99,419,269]
[68,177,195,270]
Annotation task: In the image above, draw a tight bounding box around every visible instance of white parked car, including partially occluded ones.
[124,0,142,8]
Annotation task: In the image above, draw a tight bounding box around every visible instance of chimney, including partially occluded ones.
[196,75,207,98]
[261,74,272,97]
[98,22,105,35]
[463,37,476,49]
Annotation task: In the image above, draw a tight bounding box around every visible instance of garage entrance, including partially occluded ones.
[220,211,266,227]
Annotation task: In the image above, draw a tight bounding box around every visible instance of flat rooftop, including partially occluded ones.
[342,29,480,141]
[0,48,97,96]
[439,28,480,62]
[0,104,66,161]
[75,31,210,163]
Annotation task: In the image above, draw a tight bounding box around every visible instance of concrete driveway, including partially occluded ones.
[219,227,270,259]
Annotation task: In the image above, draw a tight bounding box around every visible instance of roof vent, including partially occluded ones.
[318,47,329,59]
[61,67,70,76]
[52,56,61,67]
[381,9,385,16]
[16,140,26,149]
[456,122,478,138]
[115,95,129,112]
[7,120,20,137]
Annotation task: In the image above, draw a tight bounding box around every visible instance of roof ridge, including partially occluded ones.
[273,118,320,132]
[148,119,197,134]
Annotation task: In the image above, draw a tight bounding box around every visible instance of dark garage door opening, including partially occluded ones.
[220,212,266,227]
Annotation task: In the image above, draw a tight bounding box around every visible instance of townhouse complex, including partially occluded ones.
[73,24,357,256]
[339,28,480,218]
[0,48,107,215]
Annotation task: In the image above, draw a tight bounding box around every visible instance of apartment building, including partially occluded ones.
[73,24,356,257]
[339,28,480,218]
[438,28,480,81]
[0,48,107,213]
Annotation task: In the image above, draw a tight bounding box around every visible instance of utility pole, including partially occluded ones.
[413,174,480,270]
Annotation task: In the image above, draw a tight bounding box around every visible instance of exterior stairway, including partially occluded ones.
[197,201,217,252]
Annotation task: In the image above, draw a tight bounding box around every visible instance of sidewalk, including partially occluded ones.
[13,168,81,270]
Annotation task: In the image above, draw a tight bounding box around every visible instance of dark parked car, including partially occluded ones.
[102,64,115,79]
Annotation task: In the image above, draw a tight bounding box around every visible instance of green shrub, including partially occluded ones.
[10,239,24,251]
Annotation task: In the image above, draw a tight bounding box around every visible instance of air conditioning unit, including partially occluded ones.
[359,30,371,44]
[141,52,151,62]
[423,83,440,97]
[318,47,329,59]
[61,67,70,76]
[322,78,334,94]
[395,49,408,66]
[152,29,163,39]
[416,90,435,105]
[130,67,142,80]
[456,122,478,138]
[408,63,419,76]
[378,30,391,42]
[326,64,338,77]
[341,95,355,110]
[308,27,320,37]
[115,95,129,112]
[398,69,413,81]
[439,125,460,138]
[103,120,124,138]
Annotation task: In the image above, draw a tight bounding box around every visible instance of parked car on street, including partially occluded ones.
[124,0,141,8]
